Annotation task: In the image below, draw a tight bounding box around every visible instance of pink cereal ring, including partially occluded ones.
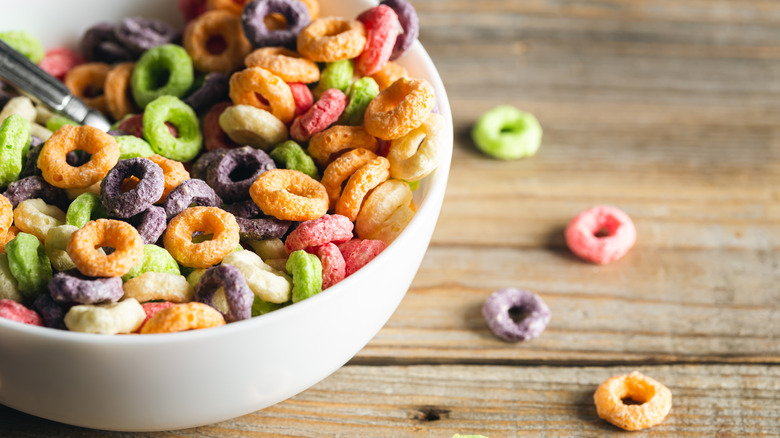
[355,5,400,76]
[565,205,636,264]
[290,88,347,143]
[288,82,313,117]
[38,48,85,81]
[135,301,177,333]
[315,242,346,289]
[0,299,43,326]
[339,238,387,276]
[285,213,354,254]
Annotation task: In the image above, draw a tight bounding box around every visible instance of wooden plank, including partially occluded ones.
[2,364,777,437]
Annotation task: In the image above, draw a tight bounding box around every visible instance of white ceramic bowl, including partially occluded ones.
[0,0,452,431]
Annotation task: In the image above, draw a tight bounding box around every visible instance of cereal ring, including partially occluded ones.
[14,198,66,242]
[206,0,250,15]
[135,301,176,332]
[0,225,19,255]
[0,96,36,124]
[387,112,444,181]
[80,23,133,63]
[285,214,353,253]
[142,95,203,162]
[184,73,231,114]
[0,114,30,188]
[565,205,636,264]
[241,0,311,49]
[5,232,52,304]
[191,148,228,180]
[0,298,43,326]
[235,216,291,241]
[32,293,68,329]
[0,253,22,303]
[248,237,286,260]
[114,17,179,55]
[222,250,291,303]
[472,105,542,160]
[313,59,353,98]
[148,154,190,202]
[339,77,379,126]
[251,296,286,316]
[49,271,124,305]
[184,10,252,74]
[286,249,322,303]
[0,194,13,237]
[297,17,366,62]
[131,44,194,108]
[355,5,400,76]
[64,298,146,334]
[364,77,435,140]
[38,47,85,81]
[269,140,319,180]
[45,115,78,133]
[125,205,167,245]
[202,102,241,151]
[3,176,68,211]
[380,0,419,61]
[229,67,296,124]
[140,301,225,334]
[206,146,276,203]
[335,156,389,221]
[195,264,253,322]
[482,288,551,342]
[163,206,240,268]
[222,198,263,219]
[308,125,379,167]
[38,125,120,189]
[290,88,347,142]
[289,82,314,117]
[218,104,288,150]
[65,193,105,228]
[100,158,165,218]
[355,179,413,241]
[244,47,319,83]
[123,272,194,303]
[338,238,387,276]
[116,135,155,160]
[105,62,139,121]
[63,62,111,116]
[162,179,222,220]
[122,244,181,282]
[0,30,44,63]
[594,371,672,431]
[44,225,85,272]
[67,219,144,278]
[249,169,328,221]
[315,242,345,290]
[320,148,378,209]
[19,135,45,179]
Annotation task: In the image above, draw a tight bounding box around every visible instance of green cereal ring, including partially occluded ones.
[44,225,85,272]
[0,30,44,63]
[286,249,322,303]
[66,192,106,228]
[45,115,79,132]
[122,244,181,282]
[185,268,206,289]
[116,135,155,160]
[6,232,52,303]
[269,140,320,180]
[142,95,202,162]
[131,44,194,108]
[251,296,287,317]
[0,114,31,187]
[471,105,542,160]
[0,253,22,303]
[338,77,379,126]
[314,59,353,98]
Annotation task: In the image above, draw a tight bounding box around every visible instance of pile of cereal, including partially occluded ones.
[0,0,444,335]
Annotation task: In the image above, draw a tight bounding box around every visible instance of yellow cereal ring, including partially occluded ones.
[229,67,296,124]
[307,125,379,167]
[66,219,144,277]
[122,272,194,303]
[63,62,111,116]
[218,104,288,150]
[38,125,120,189]
[387,112,445,181]
[13,198,66,242]
[355,179,413,241]
[184,10,251,74]
[244,47,320,84]
[140,302,225,334]
[363,77,435,140]
[335,156,390,221]
[104,62,138,121]
[594,371,673,431]
[296,17,366,62]
[163,206,240,268]
[249,169,328,221]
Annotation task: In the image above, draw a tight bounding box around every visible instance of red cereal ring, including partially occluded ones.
[180,0,208,22]
[320,148,378,209]
[335,156,390,221]
[565,205,636,264]
[288,82,313,117]
[183,9,252,74]
[66,219,144,277]
[63,62,111,116]
[594,371,672,431]
[104,62,139,121]
[289,88,347,142]
[38,47,85,81]
[284,213,354,253]
[249,169,328,221]
[244,47,320,84]
[296,17,366,62]
[229,66,296,124]
[355,5,400,76]
[37,125,121,189]
[0,299,43,326]
[308,125,379,167]
[315,242,345,290]
[364,77,435,140]
[163,206,240,268]
[338,238,387,276]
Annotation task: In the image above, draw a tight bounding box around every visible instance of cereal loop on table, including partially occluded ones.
[64,62,111,116]
[594,371,672,431]
[296,17,366,62]
[250,169,328,221]
[229,67,296,124]
[321,148,378,209]
[355,179,413,242]
[364,77,435,140]
[37,125,120,189]
[565,205,636,264]
[355,5,400,76]
[387,112,444,182]
[140,301,225,334]
[184,10,252,74]
[245,47,319,83]
[335,156,390,221]
[369,61,408,91]
[163,206,240,268]
[218,104,289,150]
[66,219,144,278]
[471,105,543,160]
[13,198,66,243]
[105,62,138,121]
[482,288,551,342]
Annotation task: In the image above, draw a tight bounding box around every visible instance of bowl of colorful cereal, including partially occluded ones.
[0,0,452,431]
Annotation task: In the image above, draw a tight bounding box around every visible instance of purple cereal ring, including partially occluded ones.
[114,17,179,55]
[48,270,125,305]
[482,288,551,342]
[100,158,165,218]
[184,73,230,114]
[241,0,310,49]
[380,0,419,60]
[33,293,70,329]
[162,178,222,220]
[235,216,291,240]
[190,148,228,180]
[125,205,167,244]
[2,176,68,210]
[80,22,134,63]
[194,264,253,322]
[19,135,44,179]
[205,146,276,203]
[222,199,263,219]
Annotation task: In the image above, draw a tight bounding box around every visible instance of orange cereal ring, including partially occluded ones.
[37,125,120,189]
[140,302,225,334]
[296,17,366,62]
[364,77,435,141]
[308,125,379,167]
[121,154,190,204]
[66,219,144,277]
[370,61,408,91]
[0,225,19,254]
[320,148,378,209]
[163,206,240,268]
[63,62,111,116]
[594,371,673,431]
[206,0,250,15]
[229,67,295,124]
[250,169,328,221]
[244,47,320,84]
[335,156,389,221]
[104,62,139,121]
[0,194,12,238]
[184,9,252,74]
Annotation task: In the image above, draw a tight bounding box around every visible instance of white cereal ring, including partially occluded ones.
[387,112,444,182]
[222,250,291,304]
[122,272,194,303]
[64,298,146,334]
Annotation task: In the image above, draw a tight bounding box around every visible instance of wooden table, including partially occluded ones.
[2,0,779,436]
